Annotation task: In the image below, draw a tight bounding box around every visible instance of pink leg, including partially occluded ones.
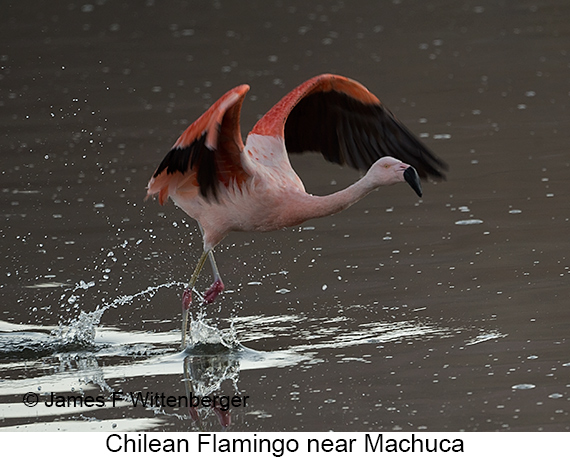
[180,279,221,348]
[203,278,224,304]
[202,249,224,304]
[182,288,192,310]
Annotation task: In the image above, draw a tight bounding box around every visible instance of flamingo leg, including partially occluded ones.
[196,223,225,304]
[181,250,209,348]
[203,250,225,304]
[180,250,225,348]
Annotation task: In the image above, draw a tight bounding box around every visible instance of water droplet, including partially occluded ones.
[512,383,536,390]
[455,219,483,225]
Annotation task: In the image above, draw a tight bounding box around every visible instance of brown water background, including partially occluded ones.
[1,0,569,432]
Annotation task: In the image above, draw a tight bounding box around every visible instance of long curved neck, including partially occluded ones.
[290,174,377,224]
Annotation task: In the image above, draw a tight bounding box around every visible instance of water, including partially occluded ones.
[1,0,569,432]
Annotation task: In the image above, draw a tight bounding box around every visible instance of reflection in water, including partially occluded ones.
[0,280,484,431]
[183,349,240,429]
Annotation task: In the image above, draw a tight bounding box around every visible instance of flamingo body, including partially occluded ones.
[146,74,446,347]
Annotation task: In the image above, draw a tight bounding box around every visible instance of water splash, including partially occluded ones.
[1,281,184,359]
[50,308,103,348]
[465,331,507,346]
[186,309,241,351]
[52,280,184,348]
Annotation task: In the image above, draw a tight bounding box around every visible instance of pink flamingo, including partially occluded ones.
[146,74,446,347]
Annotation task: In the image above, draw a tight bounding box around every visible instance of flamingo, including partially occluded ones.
[146,74,446,347]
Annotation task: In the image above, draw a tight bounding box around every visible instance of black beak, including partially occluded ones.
[404,166,422,198]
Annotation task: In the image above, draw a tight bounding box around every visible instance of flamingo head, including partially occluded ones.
[369,157,423,197]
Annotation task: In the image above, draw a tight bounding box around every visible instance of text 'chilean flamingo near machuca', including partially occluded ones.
[146,74,447,347]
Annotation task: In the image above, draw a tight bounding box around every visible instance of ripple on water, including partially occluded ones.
[512,383,536,390]
[548,393,563,399]
[455,219,484,225]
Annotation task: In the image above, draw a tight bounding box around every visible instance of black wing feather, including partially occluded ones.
[284,90,447,179]
[153,132,219,199]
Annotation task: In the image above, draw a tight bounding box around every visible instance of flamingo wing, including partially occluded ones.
[147,84,251,203]
[251,74,446,179]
